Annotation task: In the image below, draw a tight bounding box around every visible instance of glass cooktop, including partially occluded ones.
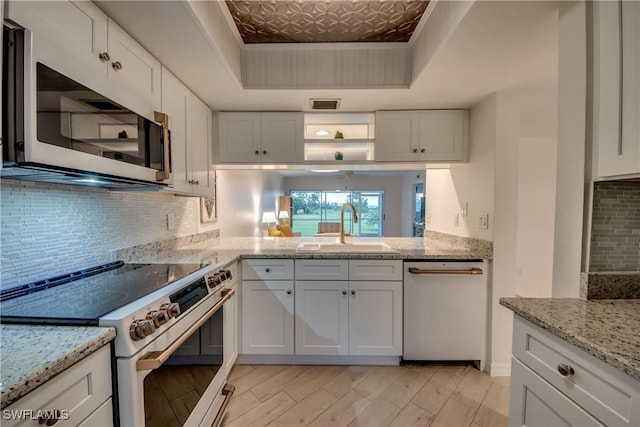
[0,263,206,325]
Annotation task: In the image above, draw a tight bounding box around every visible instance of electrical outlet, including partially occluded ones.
[167,213,176,231]
[477,214,489,229]
[453,212,460,227]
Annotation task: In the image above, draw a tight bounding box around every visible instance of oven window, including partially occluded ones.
[143,309,223,427]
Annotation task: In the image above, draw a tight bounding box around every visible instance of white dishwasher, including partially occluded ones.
[403,260,488,366]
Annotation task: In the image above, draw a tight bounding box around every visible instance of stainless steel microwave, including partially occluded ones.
[2,26,170,190]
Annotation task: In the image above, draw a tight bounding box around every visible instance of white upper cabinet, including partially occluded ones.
[375,110,468,162]
[217,112,262,162]
[7,0,108,78]
[8,0,161,119]
[106,20,162,115]
[594,0,640,178]
[217,112,304,163]
[161,68,213,197]
[261,113,305,163]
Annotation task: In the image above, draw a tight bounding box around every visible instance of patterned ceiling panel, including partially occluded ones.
[226,0,430,43]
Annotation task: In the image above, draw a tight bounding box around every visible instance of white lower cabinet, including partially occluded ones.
[509,315,640,427]
[294,259,403,357]
[240,259,295,355]
[348,280,402,356]
[295,280,349,355]
[3,345,112,427]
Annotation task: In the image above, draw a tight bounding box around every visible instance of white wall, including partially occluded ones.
[283,172,419,237]
[516,87,558,298]
[425,93,496,241]
[215,170,285,237]
[552,1,587,298]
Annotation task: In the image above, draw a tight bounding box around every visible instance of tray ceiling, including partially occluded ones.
[225,0,430,43]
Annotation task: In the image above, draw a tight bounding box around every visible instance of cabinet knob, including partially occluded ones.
[412,148,418,153]
[286,290,292,295]
[99,52,110,62]
[255,150,260,155]
[557,363,575,377]
[263,150,267,155]
[195,180,199,185]
[420,148,425,153]
[342,290,347,295]
[112,61,123,71]
[351,290,356,295]
[265,267,271,273]
[38,410,62,425]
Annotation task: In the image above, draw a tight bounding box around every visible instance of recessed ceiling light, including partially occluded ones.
[73,178,109,185]
[311,169,339,173]
[314,130,330,136]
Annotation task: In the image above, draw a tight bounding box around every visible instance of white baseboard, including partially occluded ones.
[489,361,512,376]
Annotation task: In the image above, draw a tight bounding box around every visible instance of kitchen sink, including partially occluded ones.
[296,242,397,253]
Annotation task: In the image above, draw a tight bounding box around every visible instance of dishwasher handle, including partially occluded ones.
[408,267,483,275]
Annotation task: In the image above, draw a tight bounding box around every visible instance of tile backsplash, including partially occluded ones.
[589,181,640,272]
[1,179,215,288]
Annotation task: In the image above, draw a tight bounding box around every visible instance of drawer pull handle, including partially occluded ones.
[38,410,62,425]
[557,364,575,377]
[408,267,483,275]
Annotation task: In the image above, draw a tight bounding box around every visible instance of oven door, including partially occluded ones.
[117,287,235,427]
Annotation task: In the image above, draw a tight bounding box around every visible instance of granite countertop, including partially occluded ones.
[500,298,640,381]
[0,325,116,409]
[121,236,493,267]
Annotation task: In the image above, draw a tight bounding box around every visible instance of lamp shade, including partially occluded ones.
[278,210,290,219]
[261,211,277,224]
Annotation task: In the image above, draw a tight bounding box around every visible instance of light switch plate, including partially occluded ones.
[477,214,489,229]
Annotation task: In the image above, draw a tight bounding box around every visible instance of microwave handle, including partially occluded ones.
[154,111,171,181]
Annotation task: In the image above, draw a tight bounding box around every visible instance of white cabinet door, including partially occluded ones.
[217,112,262,162]
[161,68,213,197]
[295,281,349,355]
[161,68,191,192]
[375,111,421,162]
[107,19,161,117]
[509,358,604,427]
[348,281,402,356]
[77,398,113,427]
[419,110,467,161]
[189,95,214,196]
[8,0,108,82]
[595,0,640,178]
[241,280,294,354]
[260,112,304,163]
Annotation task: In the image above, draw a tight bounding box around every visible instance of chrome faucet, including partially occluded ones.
[340,203,358,244]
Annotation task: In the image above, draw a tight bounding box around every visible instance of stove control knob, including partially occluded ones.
[221,269,232,280]
[146,309,169,327]
[129,319,156,341]
[207,273,223,288]
[160,302,181,318]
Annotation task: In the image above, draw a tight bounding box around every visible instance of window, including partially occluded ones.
[290,190,384,237]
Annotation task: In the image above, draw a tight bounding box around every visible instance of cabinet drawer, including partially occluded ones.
[3,345,112,427]
[295,259,348,280]
[509,358,604,427]
[513,316,640,426]
[349,260,402,281]
[242,259,294,280]
[77,397,112,427]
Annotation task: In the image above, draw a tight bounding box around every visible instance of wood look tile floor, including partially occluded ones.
[221,364,510,427]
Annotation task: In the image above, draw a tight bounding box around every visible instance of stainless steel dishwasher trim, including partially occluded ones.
[407,267,483,275]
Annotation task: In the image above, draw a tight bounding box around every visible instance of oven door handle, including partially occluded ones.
[136,288,235,371]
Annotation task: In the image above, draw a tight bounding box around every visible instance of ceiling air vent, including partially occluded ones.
[310,99,341,110]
